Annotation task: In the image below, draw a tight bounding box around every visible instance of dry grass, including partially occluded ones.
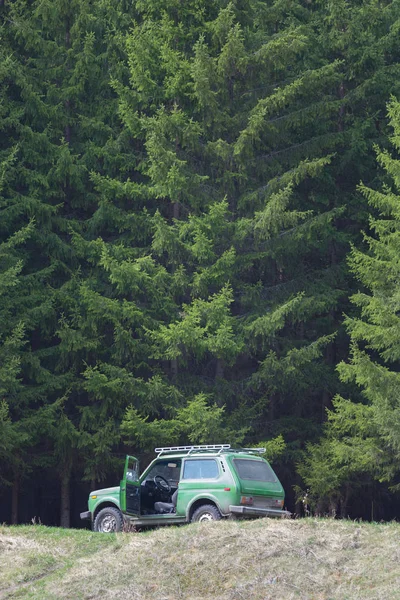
[1,518,400,599]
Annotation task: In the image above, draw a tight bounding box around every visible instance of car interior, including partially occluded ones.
[139,459,182,515]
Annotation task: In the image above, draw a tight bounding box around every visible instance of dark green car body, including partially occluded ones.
[80,445,290,532]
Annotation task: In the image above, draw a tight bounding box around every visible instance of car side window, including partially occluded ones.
[182,459,219,480]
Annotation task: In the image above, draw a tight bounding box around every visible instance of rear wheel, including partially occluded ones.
[191,504,221,523]
[94,507,123,533]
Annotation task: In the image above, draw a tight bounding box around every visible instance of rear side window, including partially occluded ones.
[233,459,276,482]
[182,459,219,480]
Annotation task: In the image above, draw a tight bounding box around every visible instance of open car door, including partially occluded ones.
[120,455,140,517]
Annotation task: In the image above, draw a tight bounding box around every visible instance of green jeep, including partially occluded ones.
[80,444,290,532]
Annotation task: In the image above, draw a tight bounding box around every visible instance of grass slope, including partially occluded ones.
[0,518,399,599]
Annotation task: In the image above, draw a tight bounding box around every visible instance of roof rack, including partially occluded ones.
[154,445,266,457]
[233,447,266,455]
[155,444,231,457]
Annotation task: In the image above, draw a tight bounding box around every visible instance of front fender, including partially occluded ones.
[93,497,120,514]
[88,488,121,517]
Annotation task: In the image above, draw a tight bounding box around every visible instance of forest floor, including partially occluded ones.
[0,518,399,599]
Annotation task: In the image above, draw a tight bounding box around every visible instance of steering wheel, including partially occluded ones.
[154,475,171,493]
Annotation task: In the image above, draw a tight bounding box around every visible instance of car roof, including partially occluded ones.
[155,452,262,460]
[153,446,266,460]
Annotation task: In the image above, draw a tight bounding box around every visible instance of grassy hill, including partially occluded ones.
[0,518,398,599]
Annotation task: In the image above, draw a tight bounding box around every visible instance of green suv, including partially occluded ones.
[80,444,290,532]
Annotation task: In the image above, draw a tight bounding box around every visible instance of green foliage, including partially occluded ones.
[299,395,381,510]
[253,435,287,464]
[108,0,360,465]
[149,285,243,364]
[0,402,21,485]
[121,393,246,450]
[2,0,400,524]
[302,98,400,511]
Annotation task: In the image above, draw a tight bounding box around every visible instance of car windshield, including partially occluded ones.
[144,460,181,485]
[233,459,277,482]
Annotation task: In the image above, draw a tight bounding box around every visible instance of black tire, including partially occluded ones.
[94,507,124,533]
[191,504,222,523]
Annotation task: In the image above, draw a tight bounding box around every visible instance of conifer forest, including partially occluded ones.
[3,0,400,527]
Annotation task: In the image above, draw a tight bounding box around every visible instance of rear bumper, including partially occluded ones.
[229,505,291,518]
[80,511,91,521]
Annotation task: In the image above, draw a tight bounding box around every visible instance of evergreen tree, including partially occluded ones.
[0,152,37,521]
[300,98,400,518]
[99,0,344,461]
[0,0,133,525]
[2,0,400,524]
[107,0,400,497]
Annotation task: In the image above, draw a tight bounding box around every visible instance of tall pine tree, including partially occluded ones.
[93,0,345,466]
[300,98,400,518]
[0,0,133,525]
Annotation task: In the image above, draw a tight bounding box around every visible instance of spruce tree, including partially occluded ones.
[300,98,400,517]
[0,0,133,525]
[109,0,400,491]
[98,0,345,461]
[2,0,400,523]
[0,152,37,521]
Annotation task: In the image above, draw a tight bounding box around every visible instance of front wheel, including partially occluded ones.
[191,504,221,523]
[94,507,124,533]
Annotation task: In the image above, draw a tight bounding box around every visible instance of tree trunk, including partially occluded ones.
[268,392,277,421]
[65,18,71,144]
[338,82,345,132]
[11,477,19,524]
[171,358,178,379]
[328,498,337,518]
[340,485,349,518]
[172,202,180,219]
[65,100,71,144]
[215,358,224,380]
[60,472,71,528]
